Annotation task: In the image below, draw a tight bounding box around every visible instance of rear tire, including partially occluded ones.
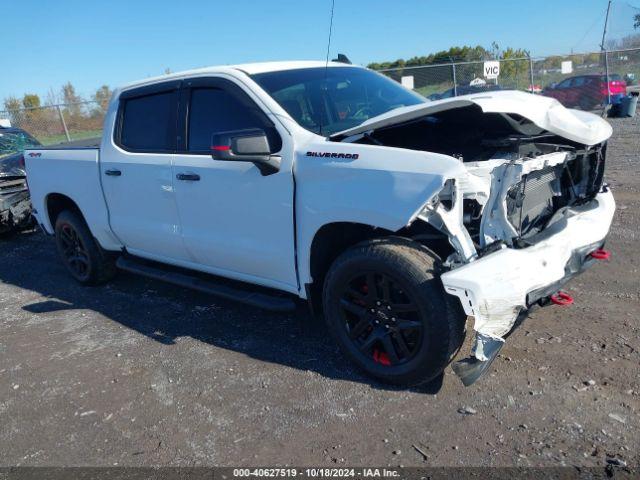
[54,210,117,285]
[322,237,465,386]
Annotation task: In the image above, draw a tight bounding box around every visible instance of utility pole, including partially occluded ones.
[601,0,613,105]
[449,56,458,97]
[600,0,612,51]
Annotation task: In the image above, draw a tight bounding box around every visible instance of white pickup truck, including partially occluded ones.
[25,60,615,386]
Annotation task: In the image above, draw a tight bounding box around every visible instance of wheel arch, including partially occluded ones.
[305,220,451,316]
[306,222,389,315]
[42,192,123,252]
[45,193,84,230]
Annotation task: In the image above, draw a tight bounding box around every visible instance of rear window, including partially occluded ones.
[600,74,622,82]
[119,91,176,151]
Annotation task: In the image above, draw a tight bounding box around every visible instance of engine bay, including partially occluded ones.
[340,104,607,258]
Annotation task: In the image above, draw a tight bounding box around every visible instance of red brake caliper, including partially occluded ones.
[364,281,391,366]
[373,349,391,366]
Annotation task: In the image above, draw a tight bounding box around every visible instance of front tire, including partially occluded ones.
[322,237,465,386]
[54,210,117,285]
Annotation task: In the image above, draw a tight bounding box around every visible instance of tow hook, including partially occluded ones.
[590,248,611,260]
[550,291,574,306]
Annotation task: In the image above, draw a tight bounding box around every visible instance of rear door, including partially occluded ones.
[101,81,190,262]
[567,76,586,106]
[171,76,297,291]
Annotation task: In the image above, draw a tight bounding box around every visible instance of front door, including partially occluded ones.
[171,77,298,292]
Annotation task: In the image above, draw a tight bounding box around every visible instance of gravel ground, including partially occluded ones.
[0,117,638,468]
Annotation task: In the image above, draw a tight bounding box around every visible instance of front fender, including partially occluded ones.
[295,141,467,286]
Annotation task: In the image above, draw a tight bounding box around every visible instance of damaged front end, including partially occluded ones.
[438,141,613,385]
[0,153,32,234]
[0,174,31,234]
[1,128,38,234]
[334,92,616,385]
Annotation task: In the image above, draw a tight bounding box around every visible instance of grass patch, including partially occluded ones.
[38,129,103,146]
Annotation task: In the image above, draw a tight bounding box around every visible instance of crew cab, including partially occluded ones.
[25,61,615,386]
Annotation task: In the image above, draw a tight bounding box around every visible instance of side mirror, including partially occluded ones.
[211,129,281,175]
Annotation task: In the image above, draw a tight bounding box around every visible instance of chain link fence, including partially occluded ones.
[379,48,640,113]
[1,48,638,146]
[0,101,105,146]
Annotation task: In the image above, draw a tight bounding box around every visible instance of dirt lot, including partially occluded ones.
[0,117,638,468]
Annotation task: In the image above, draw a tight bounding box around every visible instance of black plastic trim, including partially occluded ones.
[525,240,604,307]
[116,256,296,312]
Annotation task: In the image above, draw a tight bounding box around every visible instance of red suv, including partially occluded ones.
[542,74,627,110]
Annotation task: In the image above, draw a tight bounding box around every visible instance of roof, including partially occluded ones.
[119,60,357,91]
[231,60,354,74]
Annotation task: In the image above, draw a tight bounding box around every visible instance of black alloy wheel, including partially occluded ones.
[339,271,423,367]
[322,237,466,386]
[54,210,117,285]
[58,222,91,281]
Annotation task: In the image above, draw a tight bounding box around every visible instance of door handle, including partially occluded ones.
[105,169,122,176]
[176,173,200,181]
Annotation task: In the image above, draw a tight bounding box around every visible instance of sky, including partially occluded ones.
[2,0,638,103]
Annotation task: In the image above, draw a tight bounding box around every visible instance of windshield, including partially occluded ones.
[0,130,41,160]
[252,66,425,136]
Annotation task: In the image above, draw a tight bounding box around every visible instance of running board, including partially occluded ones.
[116,256,296,312]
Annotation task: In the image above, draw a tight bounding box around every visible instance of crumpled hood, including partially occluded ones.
[331,90,613,146]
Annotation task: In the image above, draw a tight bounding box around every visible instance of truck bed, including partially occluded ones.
[24,143,121,251]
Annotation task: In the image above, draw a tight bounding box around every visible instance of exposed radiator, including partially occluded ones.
[506,145,606,240]
[506,165,562,238]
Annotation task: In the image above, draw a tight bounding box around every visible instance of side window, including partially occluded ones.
[573,77,586,87]
[556,79,572,89]
[119,90,176,151]
[187,87,282,153]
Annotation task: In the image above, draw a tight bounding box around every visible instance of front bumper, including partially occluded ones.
[441,188,615,357]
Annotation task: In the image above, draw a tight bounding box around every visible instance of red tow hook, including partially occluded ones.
[590,248,611,260]
[550,291,574,306]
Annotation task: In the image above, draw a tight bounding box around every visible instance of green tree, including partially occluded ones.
[22,94,41,109]
[93,85,112,110]
[19,94,47,133]
[499,47,531,88]
[366,44,526,70]
[634,13,640,29]
[61,82,83,120]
